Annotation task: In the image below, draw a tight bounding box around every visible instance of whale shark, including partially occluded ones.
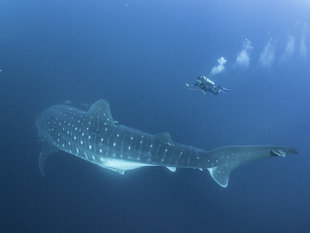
[36,99,298,187]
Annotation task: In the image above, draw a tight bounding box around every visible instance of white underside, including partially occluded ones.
[99,158,176,175]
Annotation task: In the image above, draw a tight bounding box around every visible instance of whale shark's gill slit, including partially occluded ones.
[119,131,126,158]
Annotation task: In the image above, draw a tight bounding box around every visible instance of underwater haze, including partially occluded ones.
[0,0,309,232]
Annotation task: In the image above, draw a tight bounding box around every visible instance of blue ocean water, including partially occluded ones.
[0,0,309,232]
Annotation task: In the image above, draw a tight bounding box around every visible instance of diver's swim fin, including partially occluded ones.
[222,87,232,92]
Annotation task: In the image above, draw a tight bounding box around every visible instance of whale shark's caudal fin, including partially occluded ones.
[206,145,298,188]
[39,142,60,176]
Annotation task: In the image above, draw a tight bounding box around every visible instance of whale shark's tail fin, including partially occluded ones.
[206,145,298,188]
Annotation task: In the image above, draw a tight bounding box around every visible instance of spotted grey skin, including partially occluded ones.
[36,99,298,187]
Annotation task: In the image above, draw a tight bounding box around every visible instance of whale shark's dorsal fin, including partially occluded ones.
[88,99,115,124]
[155,132,174,146]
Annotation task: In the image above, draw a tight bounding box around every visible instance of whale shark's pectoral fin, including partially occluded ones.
[39,142,60,176]
[104,167,126,175]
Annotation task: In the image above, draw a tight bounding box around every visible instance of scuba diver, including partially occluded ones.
[186,76,231,96]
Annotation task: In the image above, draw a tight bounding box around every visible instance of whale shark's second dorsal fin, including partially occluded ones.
[88,99,115,124]
[155,132,174,146]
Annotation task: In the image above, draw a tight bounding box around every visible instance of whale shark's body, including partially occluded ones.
[36,99,298,187]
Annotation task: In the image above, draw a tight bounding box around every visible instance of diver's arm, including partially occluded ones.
[186,83,201,91]
[186,83,199,88]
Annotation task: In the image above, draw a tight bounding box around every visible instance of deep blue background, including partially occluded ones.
[0,0,309,232]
